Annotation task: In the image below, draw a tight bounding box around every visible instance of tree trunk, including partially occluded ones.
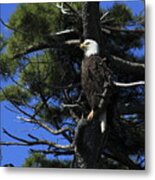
[72,2,108,168]
[82,2,104,56]
[72,118,108,168]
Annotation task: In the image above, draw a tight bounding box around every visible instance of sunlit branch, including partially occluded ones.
[113,81,145,87]
[110,55,144,80]
[17,116,74,135]
[102,26,145,34]
[56,2,72,15]
[61,103,80,108]
[1,129,73,150]
[100,11,110,21]
[63,2,81,18]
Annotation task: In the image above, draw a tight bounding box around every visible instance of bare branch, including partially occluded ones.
[65,39,80,45]
[30,149,74,156]
[1,129,73,150]
[113,81,145,87]
[56,3,71,15]
[110,55,145,80]
[0,142,28,146]
[17,116,74,135]
[53,29,75,36]
[63,2,81,18]
[100,11,110,21]
[61,103,80,108]
[102,26,145,34]
[28,134,40,141]
[3,128,29,143]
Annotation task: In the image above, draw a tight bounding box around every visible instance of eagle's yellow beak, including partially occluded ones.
[80,43,87,49]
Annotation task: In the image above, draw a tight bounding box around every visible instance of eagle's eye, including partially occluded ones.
[85,42,90,45]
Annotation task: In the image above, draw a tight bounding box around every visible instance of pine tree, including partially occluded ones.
[0,2,144,169]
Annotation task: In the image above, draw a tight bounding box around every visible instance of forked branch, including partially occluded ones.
[1,129,73,150]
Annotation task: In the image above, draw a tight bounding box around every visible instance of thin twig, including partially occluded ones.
[0,18,28,35]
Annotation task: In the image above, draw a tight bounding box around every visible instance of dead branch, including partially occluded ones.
[61,103,80,108]
[17,116,74,135]
[63,2,81,18]
[30,149,74,156]
[102,26,145,34]
[1,129,73,150]
[100,11,110,21]
[56,2,72,15]
[52,29,75,36]
[110,55,145,80]
[113,81,145,87]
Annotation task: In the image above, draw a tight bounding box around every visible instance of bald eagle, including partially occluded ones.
[80,39,113,133]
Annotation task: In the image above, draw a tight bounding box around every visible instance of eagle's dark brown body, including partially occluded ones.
[81,55,113,111]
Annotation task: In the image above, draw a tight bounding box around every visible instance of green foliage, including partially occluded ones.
[7,3,61,56]
[19,52,65,96]
[0,85,31,106]
[23,153,71,168]
[108,3,133,27]
[0,55,15,77]
[1,2,144,168]
[0,34,7,50]
[58,2,83,30]
[100,3,144,60]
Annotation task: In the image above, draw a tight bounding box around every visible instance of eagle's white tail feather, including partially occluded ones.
[99,110,107,133]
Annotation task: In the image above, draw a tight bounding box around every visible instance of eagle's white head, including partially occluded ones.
[80,39,99,57]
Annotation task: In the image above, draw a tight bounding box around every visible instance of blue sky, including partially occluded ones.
[0,1,144,167]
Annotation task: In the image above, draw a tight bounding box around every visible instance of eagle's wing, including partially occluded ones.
[82,55,113,133]
[86,56,112,110]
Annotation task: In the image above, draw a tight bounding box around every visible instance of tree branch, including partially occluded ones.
[30,149,74,156]
[110,55,145,80]
[64,2,82,18]
[1,129,73,150]
[17,116,74,135]
[56,2,72,15]
[102,26,145,34]
[13,39,80,59]
[100,11,110,21]
[113,81,145,87]
[61,103,80,108]
[119,102,144,115]
[102,151,143,170]
[0,18,27,35]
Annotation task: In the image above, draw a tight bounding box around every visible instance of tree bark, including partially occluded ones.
[73,118,108,168]
[82,2,104,56]
[72,2,108,168]
[72,2,144,169]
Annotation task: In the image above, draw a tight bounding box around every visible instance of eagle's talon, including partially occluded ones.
[87,110,94,121]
